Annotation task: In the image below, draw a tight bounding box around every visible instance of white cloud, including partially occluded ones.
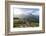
[13,8,39,18]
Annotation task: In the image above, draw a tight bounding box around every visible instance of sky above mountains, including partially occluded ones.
[13,8,39,18]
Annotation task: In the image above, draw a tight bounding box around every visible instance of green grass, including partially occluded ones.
[13,19,39,27]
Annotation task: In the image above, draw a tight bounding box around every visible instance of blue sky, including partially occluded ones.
[13,8,39,17]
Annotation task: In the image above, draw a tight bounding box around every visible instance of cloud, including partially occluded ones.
[13,8,39,17]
